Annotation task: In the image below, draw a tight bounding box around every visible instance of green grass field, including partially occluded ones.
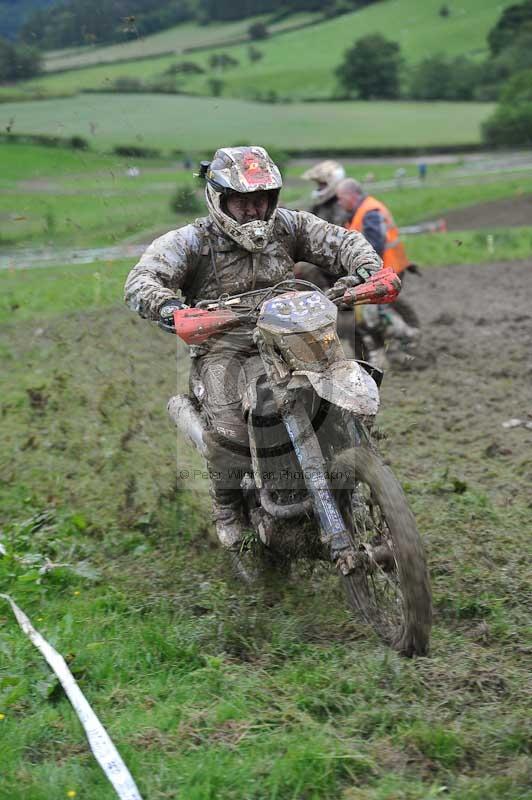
[1,137,532,799]
[1,252,530,800]
[2,142,532,261]
[404,226,532,266]
[43,13,318,73]
[0,94,495,153]
[374,175,532,225]
[0,143,197,249]
[4,0,514,103]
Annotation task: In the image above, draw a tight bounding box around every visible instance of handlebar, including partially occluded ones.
[194,270,401,316]
[172,269,400,345]
[195,279,323,317]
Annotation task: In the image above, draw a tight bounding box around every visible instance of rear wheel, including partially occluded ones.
[333,444,432,656]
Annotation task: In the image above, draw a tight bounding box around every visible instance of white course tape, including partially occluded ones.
[1,594,144,800]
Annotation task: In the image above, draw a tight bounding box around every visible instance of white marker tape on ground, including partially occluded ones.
[1,594,144,800]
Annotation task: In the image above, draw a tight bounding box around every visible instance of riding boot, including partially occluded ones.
[209,482,244,550]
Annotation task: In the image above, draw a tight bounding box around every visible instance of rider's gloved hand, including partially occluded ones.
[326,274,363,301]
[158,298,188,333]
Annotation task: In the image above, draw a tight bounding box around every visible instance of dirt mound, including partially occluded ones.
[442,194,532,231]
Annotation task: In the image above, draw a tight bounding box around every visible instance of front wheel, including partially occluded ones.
[333,444,432,656]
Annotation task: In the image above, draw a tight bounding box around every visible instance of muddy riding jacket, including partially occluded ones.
[124,208,382,320]
[347,196,409,275]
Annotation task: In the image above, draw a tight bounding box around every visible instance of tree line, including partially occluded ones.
[0,0,55,41]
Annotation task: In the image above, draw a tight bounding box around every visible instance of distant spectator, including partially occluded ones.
[418,161,427,181]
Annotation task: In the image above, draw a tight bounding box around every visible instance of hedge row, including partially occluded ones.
[1,131,531,159]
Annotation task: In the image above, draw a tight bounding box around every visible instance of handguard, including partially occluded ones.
[173,307,239,344]
[342,268,401,306]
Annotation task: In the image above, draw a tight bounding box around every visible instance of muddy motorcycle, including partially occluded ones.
[168,269,432,656]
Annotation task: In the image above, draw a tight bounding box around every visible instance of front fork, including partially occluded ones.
[254,331,358,574]
[281,396,356,575]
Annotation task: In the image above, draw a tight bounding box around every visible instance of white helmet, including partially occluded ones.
[301,160,346,204]
[203,146,282,252]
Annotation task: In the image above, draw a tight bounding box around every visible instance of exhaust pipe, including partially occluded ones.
[167,394,208,457]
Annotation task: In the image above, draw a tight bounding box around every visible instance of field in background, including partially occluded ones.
[43,13,318,73]
[6,0,513,103]
[4,0,508,102]
[2,143,532,262]
[139,0,513,101]
[0,95,495,152]
[0,144,192,249]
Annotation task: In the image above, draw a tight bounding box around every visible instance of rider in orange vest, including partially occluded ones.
[335,177,420,368]
[336,178,410,274]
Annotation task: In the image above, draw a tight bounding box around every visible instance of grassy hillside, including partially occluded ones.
[170,0,516,101]
[0,95,494,153]
[43,13,318,73]
[7,0,515,102]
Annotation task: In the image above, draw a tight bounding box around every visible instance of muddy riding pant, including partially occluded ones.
[193,331,264,508]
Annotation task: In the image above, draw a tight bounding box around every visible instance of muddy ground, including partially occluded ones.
[443,194,532,231]
[379,259,532,515]
[3,258,530,524]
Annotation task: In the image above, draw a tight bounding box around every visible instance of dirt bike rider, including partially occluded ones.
[300,160,350,226]
[336,177,420,366]
[124,146,383,552]
[297,160,363,354]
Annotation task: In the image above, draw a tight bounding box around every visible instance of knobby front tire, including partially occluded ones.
[333,445,432,657]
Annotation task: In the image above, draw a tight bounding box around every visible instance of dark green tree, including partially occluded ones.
[248,21,269,40]
[209,52,240,70]
[487,0,532,55]
[247,45,263,63]
[165,61,205,75]
[500,68,532,104]
[0,0,55,40]
[336,34,401,99]
[409,54,481,100]
[170,184,202,214]
[208,77,224,96]
[475,29,532,99]
[322,1,357,19]
[483,102,532,146]
[489,30,532,81]
[0,35,41,81]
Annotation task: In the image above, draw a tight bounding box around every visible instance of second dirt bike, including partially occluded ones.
[168,269,432,657]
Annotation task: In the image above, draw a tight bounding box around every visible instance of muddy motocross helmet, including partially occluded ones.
[203,146,282,252]
[301,160,346,204]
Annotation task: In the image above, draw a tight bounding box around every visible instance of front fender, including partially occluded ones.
[291,359,380,417]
